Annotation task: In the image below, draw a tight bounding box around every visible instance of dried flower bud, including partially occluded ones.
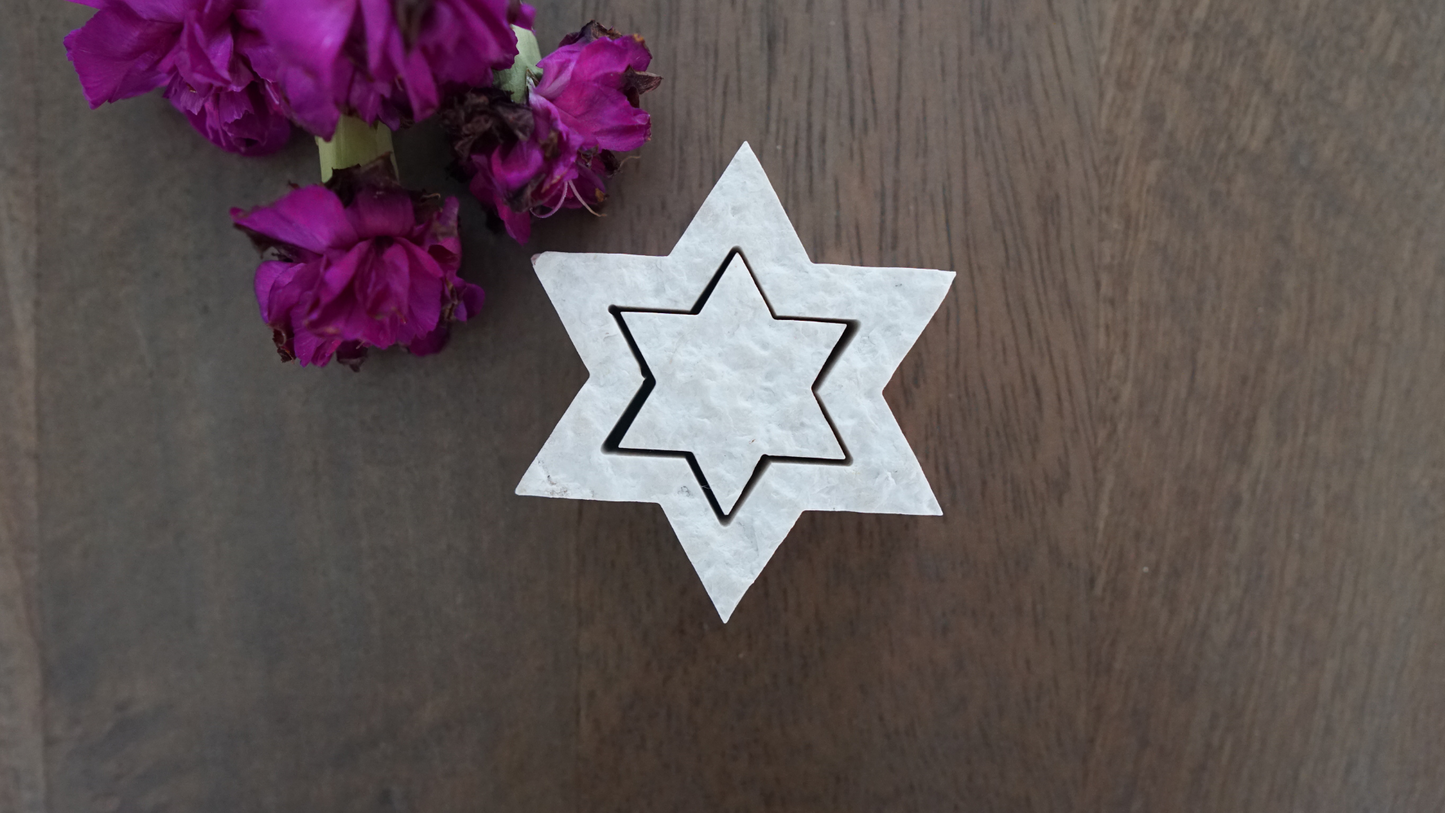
[442,21,662,242]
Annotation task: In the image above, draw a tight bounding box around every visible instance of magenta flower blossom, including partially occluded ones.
[231,159,484,369]
[259,0,536,138]
[443,22,660,242]
[532,23,657,154]
[64,0,292,156]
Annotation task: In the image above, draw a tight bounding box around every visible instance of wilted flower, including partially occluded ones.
[259,0,536,138]
[64,0,292,156]
[442,22,660,242]
[231,159,484,369]
[532,22,659,154]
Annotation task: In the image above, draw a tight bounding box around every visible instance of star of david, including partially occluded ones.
[517,144,955,621]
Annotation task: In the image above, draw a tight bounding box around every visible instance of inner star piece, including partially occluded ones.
[616,252,848,517]
[517,143,955,622]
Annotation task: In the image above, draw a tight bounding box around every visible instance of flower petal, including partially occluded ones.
[508,1,536,29]
[64,5,178,107]
[308,242,397,348]
[423,196,463,269]
[358,0,396,77]
[260,0,355,81]
[292,326,344,368]
[259,0,357,134]
[495,199,534,243]
[406,325,451,356]
[454,279,486,322]
[110,0,191,23]
[176,9,236,89]
[346,187,416,240]
[232,186,359,254]
[393,241,445,343]
[253,260,301,323]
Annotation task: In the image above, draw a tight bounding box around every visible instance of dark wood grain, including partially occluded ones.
[5,0,1445,810]
[1086,1,1445,809]
[0,2,46,812]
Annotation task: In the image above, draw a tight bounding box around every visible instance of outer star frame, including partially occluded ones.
[517,143,956,621]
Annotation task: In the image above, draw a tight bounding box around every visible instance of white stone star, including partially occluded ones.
[517,143,955,621]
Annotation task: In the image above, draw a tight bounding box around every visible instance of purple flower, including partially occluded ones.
[231,159,484,369]
[259,0,536,138]
[533,23,657,154]
[442,22,660,242]
[64,0,292,156]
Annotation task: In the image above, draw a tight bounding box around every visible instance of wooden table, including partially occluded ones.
[3,0,1443,810]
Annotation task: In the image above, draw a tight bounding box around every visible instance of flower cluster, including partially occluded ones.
[232,159,482,368]
[64,2,658,369]
[442,22,661,242]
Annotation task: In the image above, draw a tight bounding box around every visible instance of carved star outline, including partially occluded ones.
[517,143,955,621]
[604,247,855,522]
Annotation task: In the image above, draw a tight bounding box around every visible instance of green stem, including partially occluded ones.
[316,116,397,182]
[495,25,543,103]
